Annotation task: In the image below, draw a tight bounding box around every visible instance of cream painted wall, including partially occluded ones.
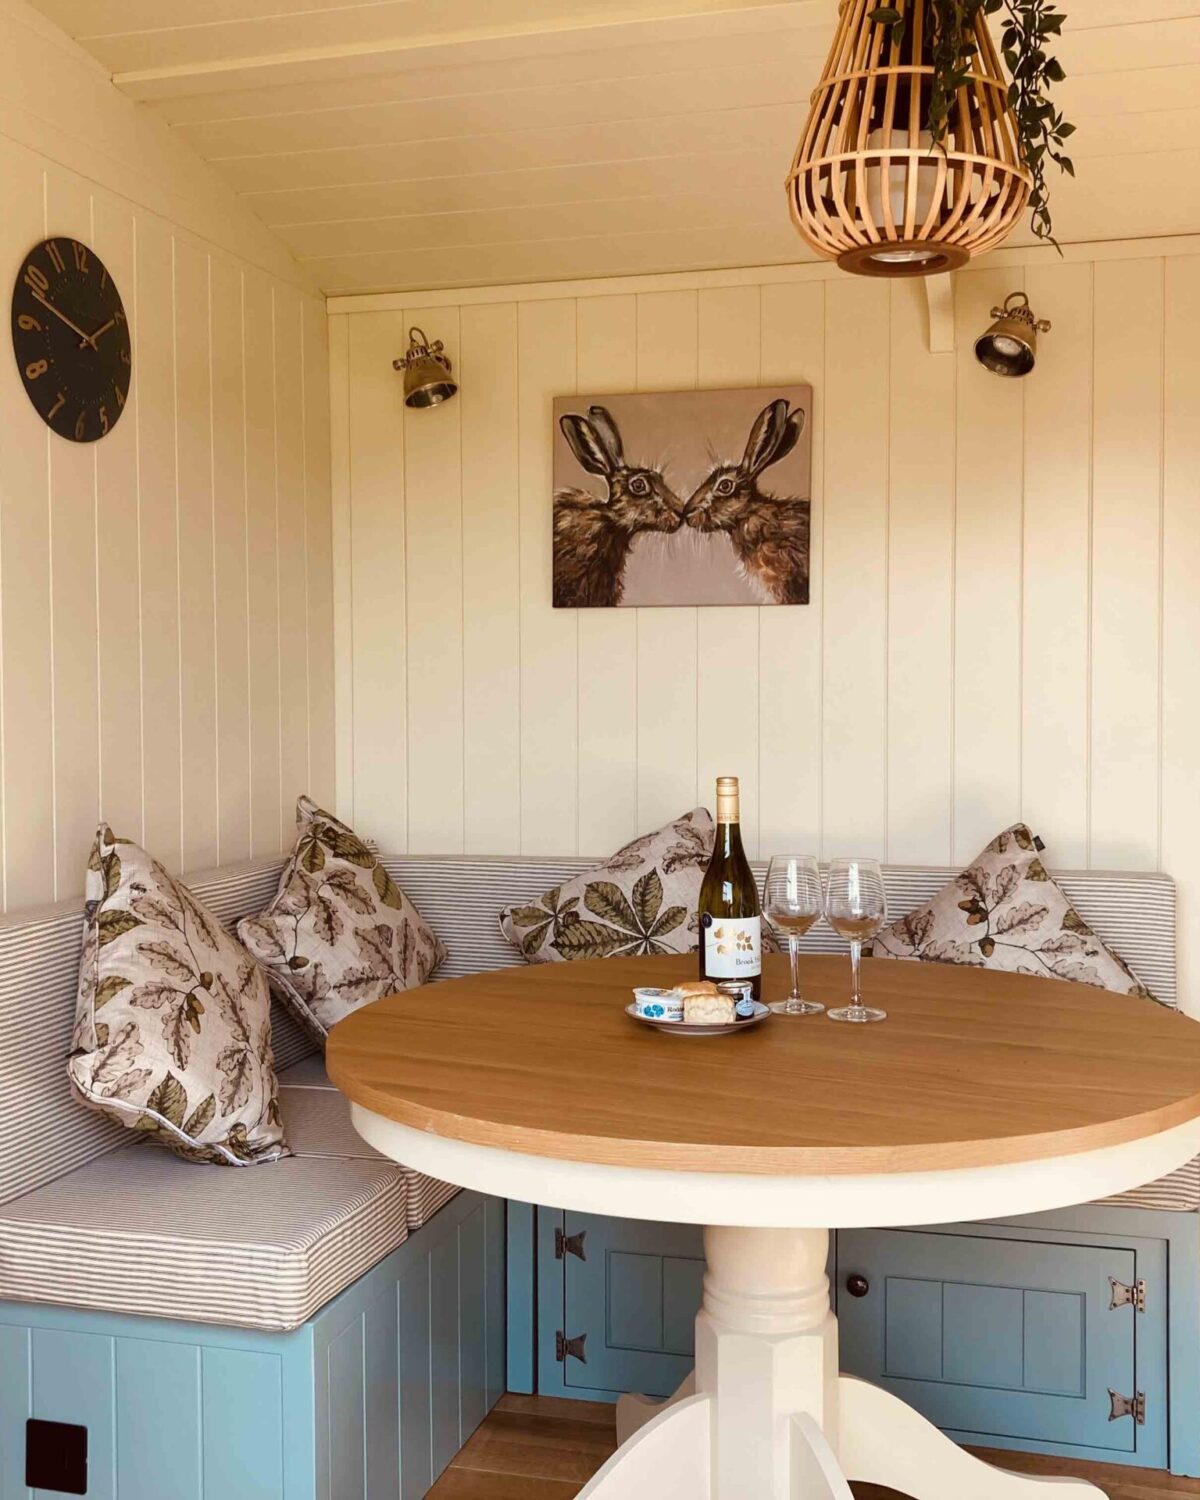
[330,241,1200,1012]
[0,0,334,910]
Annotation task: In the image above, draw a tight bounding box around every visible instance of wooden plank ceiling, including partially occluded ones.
[25,0,1200,295]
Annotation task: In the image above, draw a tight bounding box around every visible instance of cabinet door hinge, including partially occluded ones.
[1108,1276,1146,1314]
[1108,1388,1146,1425]
[554,1228,587,1261]
[555,1331,587,1365]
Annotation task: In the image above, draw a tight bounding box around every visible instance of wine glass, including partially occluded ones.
[762,856,824,1016]
[824,858,887,1023]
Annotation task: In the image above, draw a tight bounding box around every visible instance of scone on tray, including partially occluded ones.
[673,980,736,1026]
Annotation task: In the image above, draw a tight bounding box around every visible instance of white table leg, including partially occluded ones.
[615,1370,696,1445]
[584,1226,1111,1500]
[695,1224,839,1499]
[838,1375,1110,1499]
[576,1391,713,1499]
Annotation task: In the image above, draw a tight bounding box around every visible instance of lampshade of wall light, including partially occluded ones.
[393,327,457,408]
[974,291,1051,377]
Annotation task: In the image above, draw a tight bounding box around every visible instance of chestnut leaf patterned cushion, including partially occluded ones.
[68,826,288,1166]
[868,822,1153,998]
[499,808,714,963]
[238,797,447,1041]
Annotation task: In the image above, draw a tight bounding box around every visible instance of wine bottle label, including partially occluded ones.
[702,914,762,979]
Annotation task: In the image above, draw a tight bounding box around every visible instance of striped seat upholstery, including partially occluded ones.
[279,1055,459,1228]
[0,1081,408,1331]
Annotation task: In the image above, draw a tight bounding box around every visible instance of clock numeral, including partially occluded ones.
[74,411,87,442]
[17,313,42,333]
[46,241,65,274]
[115,309,127,326]
[24,263,49,294]
[25,359,48,381]
[47,393,66,421]
[100,267,108,290]
[99,406,109,435]
[114,383,126,409]
[120,348,131,366]
[72,242,89,274]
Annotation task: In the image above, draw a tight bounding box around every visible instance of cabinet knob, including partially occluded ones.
[845,1274,870,1299]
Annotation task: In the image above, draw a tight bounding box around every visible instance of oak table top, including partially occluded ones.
[326,954,1200,1178]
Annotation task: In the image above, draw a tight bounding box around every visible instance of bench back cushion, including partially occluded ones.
[0,853,1177,1207]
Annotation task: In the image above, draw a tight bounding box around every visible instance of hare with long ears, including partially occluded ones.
[554,405,684,607]
[682,398,810,605]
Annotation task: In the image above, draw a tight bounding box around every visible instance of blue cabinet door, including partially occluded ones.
[837,1228,1157,1462]
[554,1213,704,1398]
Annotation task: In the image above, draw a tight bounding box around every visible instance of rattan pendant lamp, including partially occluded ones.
[787,0,1032,276]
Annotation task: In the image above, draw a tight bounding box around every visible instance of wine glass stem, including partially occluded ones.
[789,934,802,1000]
[850,938,862,1008]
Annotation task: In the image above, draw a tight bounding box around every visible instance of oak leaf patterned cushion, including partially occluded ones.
[68,826,289,1166]
[499,808,714,963]
[868,822,1153,998]
[238,797,447,1041]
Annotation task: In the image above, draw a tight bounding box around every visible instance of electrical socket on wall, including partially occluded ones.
[25,1419,87,1495]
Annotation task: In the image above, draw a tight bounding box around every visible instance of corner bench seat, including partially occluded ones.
[0,1074,416,1332]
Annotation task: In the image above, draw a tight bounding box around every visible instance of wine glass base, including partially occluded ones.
[770,999,825,1017]
[827,1005,887,1024]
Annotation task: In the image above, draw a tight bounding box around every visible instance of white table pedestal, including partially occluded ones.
[593,1225,1109,1500]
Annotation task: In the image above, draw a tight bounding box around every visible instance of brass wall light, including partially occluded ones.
[974,292,1051,378]
[393,327,457,408]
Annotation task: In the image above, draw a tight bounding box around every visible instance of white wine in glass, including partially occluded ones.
[825,857,887,1023]
[763,856,824,1016]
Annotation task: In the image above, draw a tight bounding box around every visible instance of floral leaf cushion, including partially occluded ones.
[68,826,288,1166]
[238,797,447,1040]
[499,808,714,963]
[868,822,1153,998]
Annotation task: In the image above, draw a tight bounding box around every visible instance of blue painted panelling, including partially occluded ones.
[430,1221,461,1479]
[327,1320,366,1500]
[839,1229,1143,1458]
[459,1201,488,1440]
[397,1258,432,1500]
[201,1348,286,1500]
[31,1328,116,1500]
[0,1325,30,1500]
[506,1200,535,1396]
[364,1285,401,1500]
[115,1339,201,1500]
[484,1197,506,1409]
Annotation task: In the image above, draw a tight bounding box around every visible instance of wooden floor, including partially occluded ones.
[429,1394,1200,1499]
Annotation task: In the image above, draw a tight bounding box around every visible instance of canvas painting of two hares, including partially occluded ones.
[551,385,812,608]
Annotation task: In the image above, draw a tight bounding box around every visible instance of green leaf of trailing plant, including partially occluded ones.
[94,975,132,1010]
[372,862,406,911]
[97,909,141,947]
[146,1071,188,1129]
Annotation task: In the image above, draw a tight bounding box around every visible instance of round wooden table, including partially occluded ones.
[328,954,1200,1500]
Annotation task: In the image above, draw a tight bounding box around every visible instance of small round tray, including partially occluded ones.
[624,1000,770,1037]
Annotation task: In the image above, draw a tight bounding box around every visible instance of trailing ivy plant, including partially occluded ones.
[868,0,1075,246]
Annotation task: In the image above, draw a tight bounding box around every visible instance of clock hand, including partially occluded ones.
[32,291,98,350]
[83,317,116,347]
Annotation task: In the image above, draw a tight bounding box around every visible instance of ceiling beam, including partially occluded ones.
[113,2,822,100]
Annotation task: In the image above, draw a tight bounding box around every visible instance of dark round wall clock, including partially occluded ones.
[11,237,131,443]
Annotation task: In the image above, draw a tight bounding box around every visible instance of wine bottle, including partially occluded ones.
[697,776,762,1000]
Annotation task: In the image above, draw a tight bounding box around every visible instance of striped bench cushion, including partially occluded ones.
[0,1081,408,1332]
[279,1055,459,1228]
